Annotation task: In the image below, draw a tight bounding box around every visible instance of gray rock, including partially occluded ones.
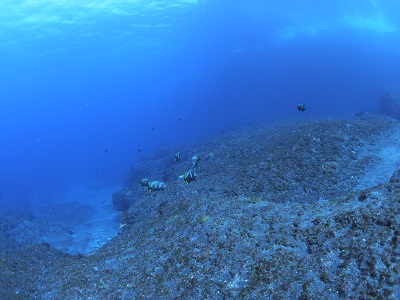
[390,169,400,183]
[112,188,135,211]
[380,91,400,120]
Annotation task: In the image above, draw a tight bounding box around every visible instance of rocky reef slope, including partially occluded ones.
[2,117,400,299]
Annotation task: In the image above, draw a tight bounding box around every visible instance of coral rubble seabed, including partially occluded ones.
[1,117,400,299]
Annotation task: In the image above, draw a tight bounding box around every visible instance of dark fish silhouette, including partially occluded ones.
[296,104,307,112]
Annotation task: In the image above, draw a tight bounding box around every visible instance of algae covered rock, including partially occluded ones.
[4,118,400,299]
[390,168,400,183]
[112,188,135,211]
[380,91,400,120]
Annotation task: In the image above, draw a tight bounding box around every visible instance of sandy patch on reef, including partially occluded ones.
[3,118,400,299]
[355,125,400,190]
[13,184,121,254]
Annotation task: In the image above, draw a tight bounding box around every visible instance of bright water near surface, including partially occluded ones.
[0,0,400,253]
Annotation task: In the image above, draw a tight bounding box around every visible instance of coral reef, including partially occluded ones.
[2,117,400,299]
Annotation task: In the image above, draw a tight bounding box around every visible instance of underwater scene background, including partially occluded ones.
[1,0,399,196]
[1,0,400,298]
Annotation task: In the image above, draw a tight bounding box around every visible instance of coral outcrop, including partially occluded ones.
[2,117,400,299]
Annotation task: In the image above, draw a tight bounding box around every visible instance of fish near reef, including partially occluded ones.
[179,169,196,184]
[138,178,150,186]
[174,152,181,162]
[147,181,166,192]
[191,155,201,167]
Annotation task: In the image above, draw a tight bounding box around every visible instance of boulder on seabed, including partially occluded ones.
[112,188,135,211]
[380,91,400,120]
[390,169,400,183]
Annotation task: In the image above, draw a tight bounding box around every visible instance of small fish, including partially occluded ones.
[174,152,181,162]
[191,155,201,168]
[179,169,196,184]
[138,178,150,186]
[296,104,307,112]
[147,181,166,192]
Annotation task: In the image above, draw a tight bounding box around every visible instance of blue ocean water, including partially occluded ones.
[0,1,399,225]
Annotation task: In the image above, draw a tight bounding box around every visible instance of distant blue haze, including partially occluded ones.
[0,0,399,201]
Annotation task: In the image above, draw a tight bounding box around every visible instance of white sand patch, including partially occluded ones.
[355,126,400,190]
[18,184,122,255]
